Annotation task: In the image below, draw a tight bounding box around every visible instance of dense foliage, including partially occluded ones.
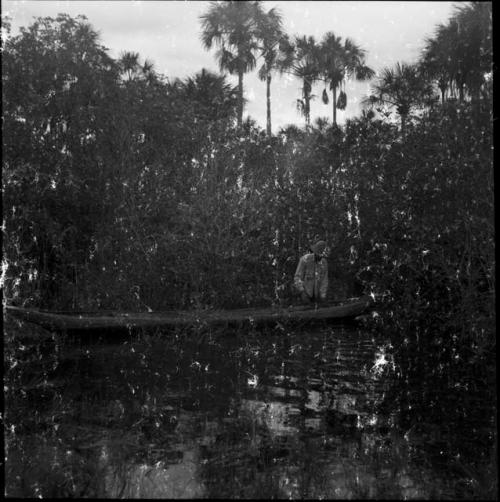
[3,4,492,312]
[2,6,494,335]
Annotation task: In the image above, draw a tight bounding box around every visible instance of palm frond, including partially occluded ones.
[336,90,347,110]
[257,64,268,82]
[296,98,305,115]
[322,88,329,104]
[216,47,238,74]
[355,64,375,81]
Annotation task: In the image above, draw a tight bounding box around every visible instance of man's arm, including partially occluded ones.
[319,260,328,300]
[294,257,306,292]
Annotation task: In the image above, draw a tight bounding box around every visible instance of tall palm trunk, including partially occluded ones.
[266,73,272,136]
[305,95,310,126]
[332,86,337,124]
[440,86,446,105]
[237,70,244,128]
[303,80,311,127]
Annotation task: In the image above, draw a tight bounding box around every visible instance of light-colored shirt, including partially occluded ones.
[294,253,328,300]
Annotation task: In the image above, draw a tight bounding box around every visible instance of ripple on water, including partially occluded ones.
[6,323,464,498]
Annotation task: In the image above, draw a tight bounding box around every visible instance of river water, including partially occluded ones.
[4,320,495,498]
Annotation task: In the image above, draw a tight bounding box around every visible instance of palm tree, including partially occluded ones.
[364,62,436,139]
[319,32,374,125]
[453,2,492,102]
[313,116,330,132]
[420,29,454,105]
[435,19,467,102]
[182,68,239,122]
[420,3,492,105]
[199,1,262,129]
[119,51,141,82]
[282,35,320,128]
[254,6,290,136]
[141,58,157,86]
[318,32,343,124]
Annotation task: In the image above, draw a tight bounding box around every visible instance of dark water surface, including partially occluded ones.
[4,321,494,498]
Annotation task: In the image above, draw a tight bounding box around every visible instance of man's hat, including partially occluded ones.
[311,240,327,255]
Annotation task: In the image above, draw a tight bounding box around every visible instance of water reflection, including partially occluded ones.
[104,444,205,498]
[5,323,460,498]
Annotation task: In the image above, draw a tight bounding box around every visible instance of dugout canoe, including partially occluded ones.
[4,296,373,334]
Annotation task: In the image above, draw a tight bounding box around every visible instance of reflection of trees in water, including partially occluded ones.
[103,438,205,498]
[198,325,435,498]
[6,321,483,498]
[381,322,496,483]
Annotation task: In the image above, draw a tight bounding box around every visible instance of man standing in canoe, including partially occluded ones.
[294,240,329,304]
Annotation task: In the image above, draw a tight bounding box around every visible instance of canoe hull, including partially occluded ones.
[5,296,373,334]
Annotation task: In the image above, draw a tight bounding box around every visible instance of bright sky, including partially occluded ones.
[3,0,456,132]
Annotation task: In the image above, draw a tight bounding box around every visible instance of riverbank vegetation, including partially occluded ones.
[3,1,494,498]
